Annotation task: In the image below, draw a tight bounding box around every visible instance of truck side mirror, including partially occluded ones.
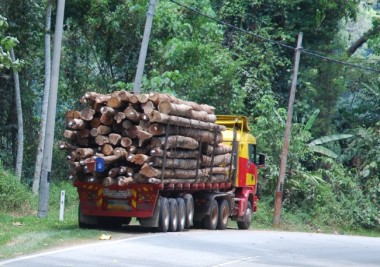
[258,154,265,166]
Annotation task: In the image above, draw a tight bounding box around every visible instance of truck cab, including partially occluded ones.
[214,115,264,229]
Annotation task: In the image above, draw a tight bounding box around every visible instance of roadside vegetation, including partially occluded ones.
[0,166,101,259]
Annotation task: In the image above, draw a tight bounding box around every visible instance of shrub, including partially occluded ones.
[0,162,34,213]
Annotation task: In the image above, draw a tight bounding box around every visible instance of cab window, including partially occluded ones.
[248,144,257,164]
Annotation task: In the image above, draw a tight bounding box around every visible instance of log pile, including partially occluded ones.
[61,91,233,186]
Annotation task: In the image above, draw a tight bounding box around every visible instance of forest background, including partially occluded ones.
[0,0,379,231]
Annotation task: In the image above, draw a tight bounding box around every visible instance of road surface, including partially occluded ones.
[1,230,379,266]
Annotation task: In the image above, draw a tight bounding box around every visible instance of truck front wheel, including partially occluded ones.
[202,199,218,230]
[237,201,253,230]
[217,199,229,230]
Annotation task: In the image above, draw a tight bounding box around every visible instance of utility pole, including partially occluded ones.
[273,32,303,226]
[133,0,156,94]
[38,0,66,218]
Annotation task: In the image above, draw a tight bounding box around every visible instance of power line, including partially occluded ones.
[168,0,380,74]
[168,0,294,50]
[301,48,380,74]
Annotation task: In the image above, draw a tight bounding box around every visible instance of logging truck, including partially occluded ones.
[64,92,265,231]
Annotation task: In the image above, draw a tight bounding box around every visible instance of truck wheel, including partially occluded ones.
[237,201,253,230]
[158,197,169,232]
[217,199,229,230]
[78,205,97,228]
[176,198,186,232]
[183,194,194,229]
[168,198,178,232]
[202,199,218,230]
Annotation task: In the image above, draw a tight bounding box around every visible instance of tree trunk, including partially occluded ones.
[158,101,192,118]
[98,154,121,164]
[95,135,109,146]
[101,144,114,156]
[75,148,95,159]
[118,90,131,101]
[100,106,115,115]
[114,111,126,123]
[131,154,150,165]
[117,176,134,186]
[137,93,149,103]
[65,110,81,119]
[148,123,222,143]
[63,129,77,140]
[120,137,132,148]
[97,125,111,135]
[149,111,225,131]
[158,100,216,122]
[150,135,199,150]
[107,96,124,108]
[100,113,114,125]
[124,106,140,122]
[109,133,122,145]
[151,157,199,169]
[137,129,153,146]
[102,176,115,186]
[148,92,215,113]
[201,166,230,175]
[113,147,128,157]
[80,108,95,121]
[141,100,155,114]
[203,143,232,155]
[68,118,86,130]
[139,164,203,179]
[201,154,232,167]
[10,49,24,181]
[347,25,380,56]
[58,141,78,151]
[150,147,199,158]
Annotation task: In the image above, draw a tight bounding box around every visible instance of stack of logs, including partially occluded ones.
[61,91,233,187]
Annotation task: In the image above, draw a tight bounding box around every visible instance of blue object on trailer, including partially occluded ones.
[96,157,105,172]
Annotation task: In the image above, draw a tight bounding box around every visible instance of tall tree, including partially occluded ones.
[32,0,52,194]
[10,49,24,179]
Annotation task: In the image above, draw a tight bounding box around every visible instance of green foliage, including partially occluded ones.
[308,134,353,159]
[0,161,34,212]
[49,180,79,210]
[0,15,21,70]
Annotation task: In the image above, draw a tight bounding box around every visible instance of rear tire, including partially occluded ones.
[176,198,186,232]
[183,194,194,229]
[217,199,229,230]
[168,198,178,232]
[158,197,169,232]
[202,199,218,230]
[237,201,253,230]
[78,204,97,228]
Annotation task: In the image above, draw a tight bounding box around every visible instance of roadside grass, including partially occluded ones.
[252,197,380,237]
[0,180,101,259]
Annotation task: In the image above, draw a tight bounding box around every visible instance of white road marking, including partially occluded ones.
[211,256,260,267]
[0,234,164,265]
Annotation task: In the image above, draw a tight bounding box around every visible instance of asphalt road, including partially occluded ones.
[1,230,379,267]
